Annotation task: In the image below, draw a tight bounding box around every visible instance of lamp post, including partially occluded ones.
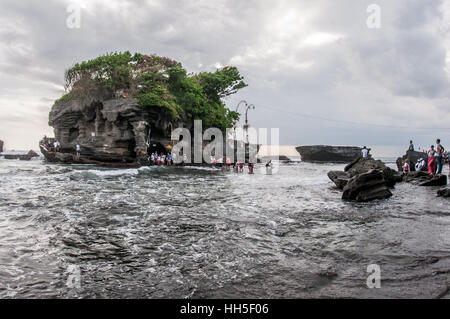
[233,100,247,128]
[233,100,255,143]
[232,100,247,142]
[243,104,255,143]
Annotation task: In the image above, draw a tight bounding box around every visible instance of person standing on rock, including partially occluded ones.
[361,146,371,159]
[435,139,444,175]
[408,140,414,152]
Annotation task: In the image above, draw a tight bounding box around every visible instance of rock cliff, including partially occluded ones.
[43,96,180,165]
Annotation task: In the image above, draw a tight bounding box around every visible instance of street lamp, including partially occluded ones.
[243,104,255,143]
[232,100,255,143]
[233,100,247,128]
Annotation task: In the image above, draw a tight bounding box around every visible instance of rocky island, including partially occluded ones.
[296,145,361,163]
[40,52,249,167]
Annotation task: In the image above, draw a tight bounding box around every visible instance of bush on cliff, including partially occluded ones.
[61,51,246,131]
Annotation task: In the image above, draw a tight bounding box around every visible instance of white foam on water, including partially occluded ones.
[181,165,216,172]
[86,168,139,177]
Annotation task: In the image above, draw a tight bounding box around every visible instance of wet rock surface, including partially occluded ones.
[327,171,350,190]
[403,171,447,187]
[437,187,450,197]
[328,157,400,202]
[342,169,393,202]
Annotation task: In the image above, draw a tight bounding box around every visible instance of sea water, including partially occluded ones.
[0,158,449,298]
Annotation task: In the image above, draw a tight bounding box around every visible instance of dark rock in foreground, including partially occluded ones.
[342,169,393,202]
[328,171,350,190]
[437,187,450,197]
[296,145,361,163]
[328,157,400,202]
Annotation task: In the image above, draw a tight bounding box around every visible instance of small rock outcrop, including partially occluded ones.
[296,145,361,163]
[3,150,40,161]
[342,169,393,202]
[437,187,450,197]
[0,140,4,153]
[327,171,350,190]
[328,157,401,202]
[403,171,447,187]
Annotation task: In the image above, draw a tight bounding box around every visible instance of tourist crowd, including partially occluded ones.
[402,139,448,175]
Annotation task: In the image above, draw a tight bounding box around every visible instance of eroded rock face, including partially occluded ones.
[46,97,177,165]
[328,157,400,202]
[342,169,392,202]
[346,157,402,187]
[327,171,350,190]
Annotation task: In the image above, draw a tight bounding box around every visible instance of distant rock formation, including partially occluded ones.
[0,140,3,153]
[328,157,402,202]
[3,150,39,161]
[296,145,361,163]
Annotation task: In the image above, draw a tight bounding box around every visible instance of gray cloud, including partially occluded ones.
[1,0,450,153]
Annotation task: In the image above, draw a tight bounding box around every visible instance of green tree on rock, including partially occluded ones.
[61,52,247,131]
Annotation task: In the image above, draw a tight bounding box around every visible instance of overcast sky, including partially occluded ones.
[1,0,450,155]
